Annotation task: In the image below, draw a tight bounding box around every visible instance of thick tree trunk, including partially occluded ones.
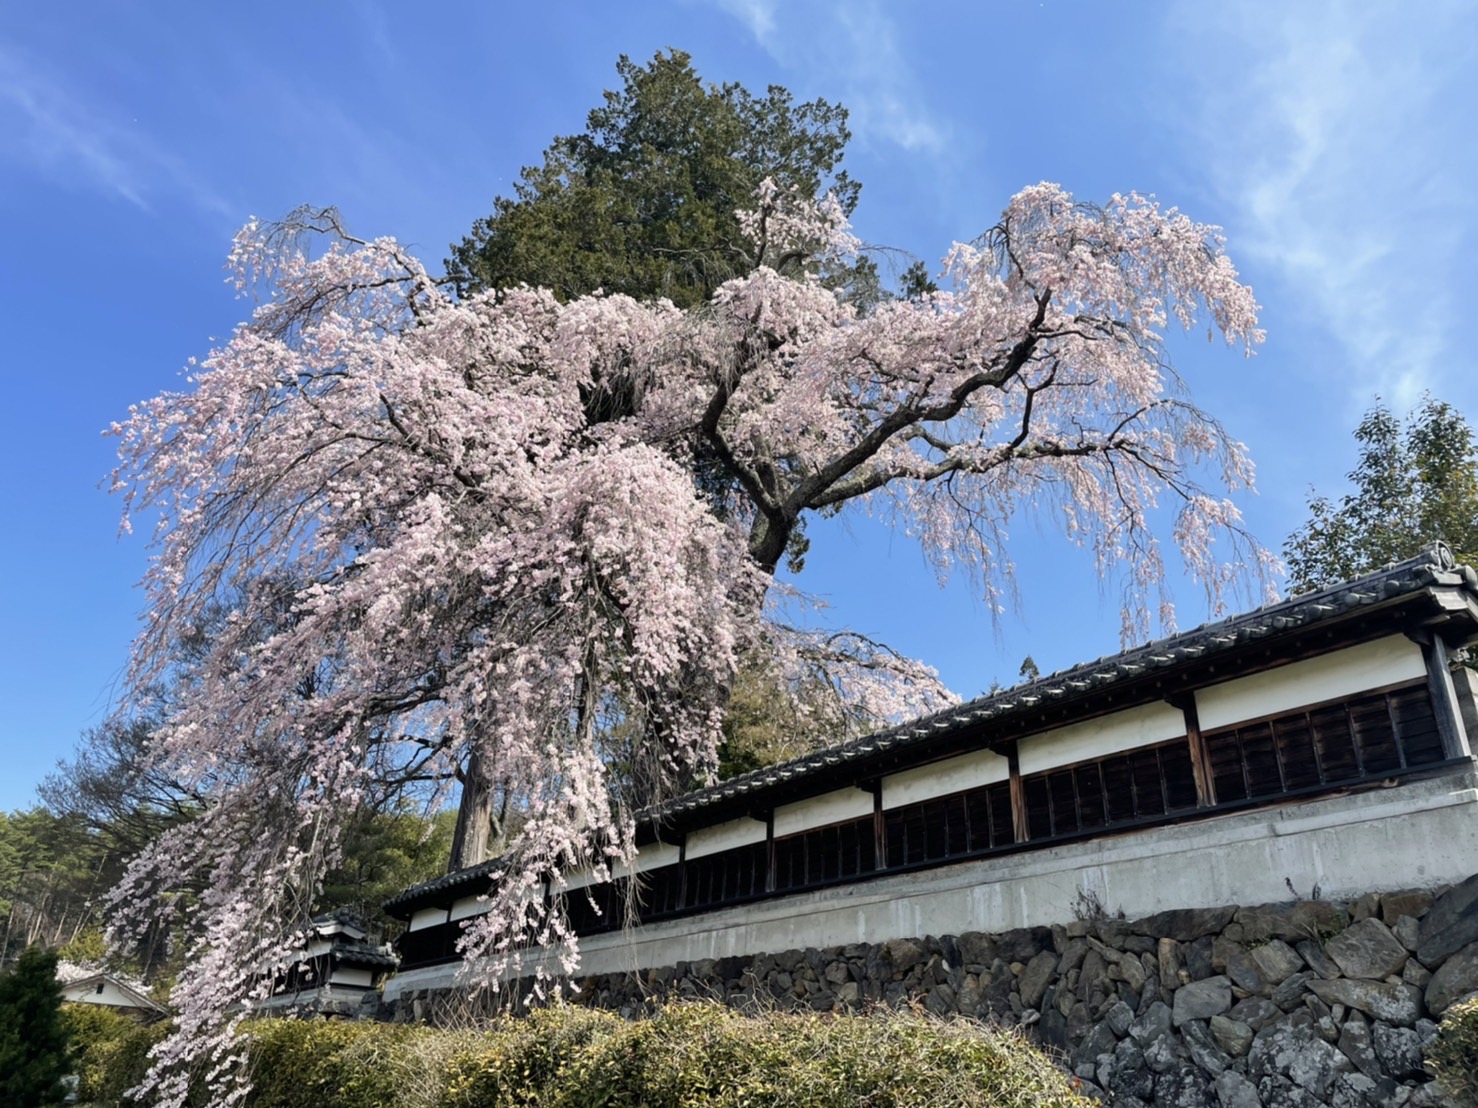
[448,749,492,872]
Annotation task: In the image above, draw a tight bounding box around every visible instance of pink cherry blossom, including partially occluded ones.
[107,185,1265,1103]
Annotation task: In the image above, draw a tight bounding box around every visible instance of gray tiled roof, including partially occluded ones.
[648,544,1473,824]
[332,941,399,969]
[383,857,501,913]
[386,543,1476,917]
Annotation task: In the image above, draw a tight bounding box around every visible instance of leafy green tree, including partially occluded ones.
[447,49,862,311]
[1285,396,1478,593]
[0,945,71,1107]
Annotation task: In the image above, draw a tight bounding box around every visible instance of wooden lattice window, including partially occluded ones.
[1205,682,1442,804]
[682,841,767,910]
[1023,739,1198,840]
[882,780,1013,868]
[773,815,877,892]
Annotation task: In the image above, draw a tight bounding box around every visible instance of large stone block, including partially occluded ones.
[1424,938,1478,1016]
[1305,978,1424,1026]
[1295,938,1342,981]
[1130,904,1238,942]
[1210,1014,1254,1057]
[1325,918,1410,980]
[1382,890,1434,927]
[1236,901,1346,944]
[1251,939,1306,985]
[1417,871,1478,968]
[1018,950,1058,1010]
[1173,975,1232,1026]
[1214,1069,1262,1108]
[1371,1022,1425,1081]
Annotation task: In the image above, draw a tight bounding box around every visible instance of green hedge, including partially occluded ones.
[80,1001,1091,1108]
[1431,997,1478,1107]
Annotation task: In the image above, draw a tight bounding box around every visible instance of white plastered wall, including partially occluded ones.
[774,787,873,836]
[882,748,1009,808]
[329,966,375,988]
[615,841,683,878]
[408,907,449,932]
[1195,635,1426,732]
[1017,701,1185,776]
[61,980,148,1010]
[685,815,766,859]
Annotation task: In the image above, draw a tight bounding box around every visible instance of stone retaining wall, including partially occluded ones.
[387,874,1478,1106]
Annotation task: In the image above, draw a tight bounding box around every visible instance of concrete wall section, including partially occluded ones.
[1017,700,1185,776]
[881,748,1009,808]
[553,767,1478,980]
[1194,634,1426,732]
[685,815,766,859]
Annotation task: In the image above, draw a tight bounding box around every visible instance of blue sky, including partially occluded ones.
[2,0,1476,812]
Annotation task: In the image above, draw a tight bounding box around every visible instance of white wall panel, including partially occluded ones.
[450,895,488,922]
[882,748,1010,808]
[1195,635,1426,732]
[774,787,873,837]
[1018,701,1185,775]
[685,815,767,859]
[612,840,683,878]
[408,907,449,932]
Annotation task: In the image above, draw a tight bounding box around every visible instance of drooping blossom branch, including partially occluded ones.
[107,180,1266,1102]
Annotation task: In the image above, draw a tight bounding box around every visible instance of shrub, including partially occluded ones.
[87,1018,170,1107]
[1430,997,1478,1107]
[443,1001,1091,1108]
[60,1005,139,1103]
[245,1019,457,1108]
[79,1001,1091,1107]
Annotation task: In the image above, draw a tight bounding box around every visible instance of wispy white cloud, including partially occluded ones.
[710,0,778,43]
[1168,1,1478,413]
[0,40,230,217]
[705,0,948,155]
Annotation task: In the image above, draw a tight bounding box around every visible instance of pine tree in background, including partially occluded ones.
[0,945,72,1107]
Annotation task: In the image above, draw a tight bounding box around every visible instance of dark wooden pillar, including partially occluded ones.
[1170,693,1216,807]
[764,810,776,893]
[1421,633,1472,760]
[870,780,885,868]
[676,834,689,910]
[1006,743,1029,843]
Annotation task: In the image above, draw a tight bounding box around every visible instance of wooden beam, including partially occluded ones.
[1168,692,1215,808]
[871,780,886,868]
[1419,634,1472,760]
[1006,743,1029,843]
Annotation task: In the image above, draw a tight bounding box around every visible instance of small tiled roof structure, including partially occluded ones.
[257,910,399,1016]
[386,543,1478,920]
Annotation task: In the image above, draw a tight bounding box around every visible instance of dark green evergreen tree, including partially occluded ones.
[0,945,72,1107]
[447,49,866,310]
